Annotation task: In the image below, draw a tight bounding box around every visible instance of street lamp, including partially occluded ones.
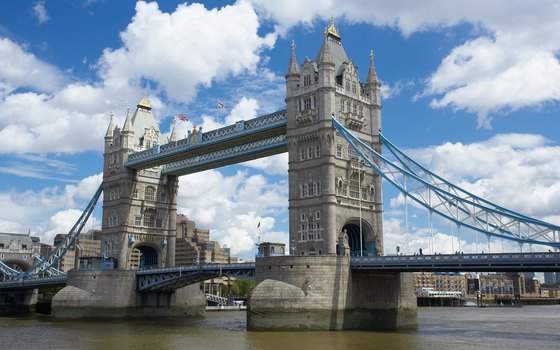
[359,159,364,257]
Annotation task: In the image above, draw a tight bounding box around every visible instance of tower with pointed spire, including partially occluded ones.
[101,96,178,269]
[286,18,383,257]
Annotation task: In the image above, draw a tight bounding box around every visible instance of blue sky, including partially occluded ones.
[1,0,559,260]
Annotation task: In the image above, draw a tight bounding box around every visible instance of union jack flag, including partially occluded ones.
[217,100,226,109]
[178,114,188,121]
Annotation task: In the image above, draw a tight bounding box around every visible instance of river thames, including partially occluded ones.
[1,306,559,350]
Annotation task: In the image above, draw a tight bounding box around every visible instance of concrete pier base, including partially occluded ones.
[0,289,38,316]
[52,269,205,318]
[247,256,417,331]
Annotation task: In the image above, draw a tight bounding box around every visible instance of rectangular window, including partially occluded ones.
[300,213,306,222]
[316,181,321,196]
[336,144,342,158]
[315,211,321,220]
[348,145,358,160]
[313,95,317,108]
[349,180,359,199]
[304,74,311,86]
[308,183,314,197]
[308,147,314,159]
[300,148,306,161]
[316,145,321,157]
[134,216,142,226]
[304,98,311,110]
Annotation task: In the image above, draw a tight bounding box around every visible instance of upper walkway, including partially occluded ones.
[125,110,287,175]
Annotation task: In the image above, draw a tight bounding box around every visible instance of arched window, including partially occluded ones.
[145,186,156,201]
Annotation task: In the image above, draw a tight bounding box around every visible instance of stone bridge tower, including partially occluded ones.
[286,19,383,257]
[101,96,179,269]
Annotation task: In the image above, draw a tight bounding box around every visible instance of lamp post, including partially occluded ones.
[359,159,363,257]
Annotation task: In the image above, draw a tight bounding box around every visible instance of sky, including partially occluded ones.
[1,0,560,261]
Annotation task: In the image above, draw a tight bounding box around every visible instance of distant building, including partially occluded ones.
[0,232,41,272]
[54,230,103,272]
[174,214,239,296]
[257,242,286,257]
[544,272,559,285]
[414,272,467,297]
[174,214,237,265]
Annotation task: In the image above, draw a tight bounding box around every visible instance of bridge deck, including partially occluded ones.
[350,252,560,272]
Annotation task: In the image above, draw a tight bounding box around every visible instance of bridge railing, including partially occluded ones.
[135,262,256,275]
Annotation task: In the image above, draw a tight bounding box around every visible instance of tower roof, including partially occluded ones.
[314,17,349,75]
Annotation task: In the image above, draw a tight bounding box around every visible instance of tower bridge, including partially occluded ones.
[2,19,560,330]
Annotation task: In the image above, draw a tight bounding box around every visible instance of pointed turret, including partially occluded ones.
[122,105,133,133]
[105,112,115,139]
[316,29,334,66]
[365,49,381,107]
[286,40,300,77]
[104,112,115,151]
[122,105,134,149]
[169,120,178,142]
[366,50,379,83]
[286,40,300,98]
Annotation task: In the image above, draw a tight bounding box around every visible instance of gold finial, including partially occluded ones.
[327,16,339,38]
[138,93,151,109]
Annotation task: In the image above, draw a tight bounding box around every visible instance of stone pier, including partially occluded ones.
[52,269,205,318]
[247,256,417,331]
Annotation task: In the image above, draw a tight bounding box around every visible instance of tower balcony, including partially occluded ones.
[341,112,365,131]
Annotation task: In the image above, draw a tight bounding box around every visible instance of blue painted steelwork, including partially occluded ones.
[332,115,560,249]
[125,109,287,171]
[0,261,20,277]
[351,252,560,272]
[162,134,287,175]
[1,185,103,281]
[136,262,255,292]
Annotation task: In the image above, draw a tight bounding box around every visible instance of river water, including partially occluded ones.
[1,306,559,350]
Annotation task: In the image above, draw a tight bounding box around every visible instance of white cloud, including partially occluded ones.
[0,38,65,95]
[251,0,560,126]
[97,1,276,104]
[177,169,288,258]
[32,1,50,24]
[242,153,288,175]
